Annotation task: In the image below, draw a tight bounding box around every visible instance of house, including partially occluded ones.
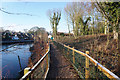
[48,35,52,39]
[12,34,19,40]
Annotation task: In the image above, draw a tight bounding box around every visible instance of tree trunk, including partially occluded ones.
[113,26,118,40]
[54,25,57,39]
[72,21,76,38]
[104,19,107,34]
[118,23,120,52]
[105,25,109,50]
[92,26,94,35]
[53,27,55,38]
[74,22,79,37]
[68,24,70,36]
[104,26,107,34]
[72,21,75,30]
[92,17,94,35]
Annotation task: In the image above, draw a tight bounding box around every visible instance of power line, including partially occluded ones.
[0,8,40,17]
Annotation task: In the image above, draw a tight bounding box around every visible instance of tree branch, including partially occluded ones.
[94,1,113,25]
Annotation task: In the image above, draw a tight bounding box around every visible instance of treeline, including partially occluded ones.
[28,26,48,43]
[48,2,120,39]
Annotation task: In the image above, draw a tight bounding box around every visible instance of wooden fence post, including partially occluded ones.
[73,47,75,64]
[24,67,30,80]
[85,51,89,80]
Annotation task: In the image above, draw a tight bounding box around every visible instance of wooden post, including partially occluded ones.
[24,67,30,80]
[85,51,89,80]
[18,55,22,70]
[73,47,75,64]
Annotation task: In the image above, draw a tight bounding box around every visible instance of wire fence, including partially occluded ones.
[20,43,50,80]
[30,53,49,79]
[53,41,119,80]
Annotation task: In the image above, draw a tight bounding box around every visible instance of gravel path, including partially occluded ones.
[46,43,79,79]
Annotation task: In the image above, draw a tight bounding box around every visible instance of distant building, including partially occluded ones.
[12,35,19,40]
[48,35,52,39]
[2,30,34,41]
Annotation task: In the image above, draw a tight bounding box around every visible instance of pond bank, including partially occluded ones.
[1,40,34,44]
[27,41,48,68]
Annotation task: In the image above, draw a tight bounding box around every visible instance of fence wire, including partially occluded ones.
[31,54,49,79]
[53,41,111,79]
[20,44,50,80]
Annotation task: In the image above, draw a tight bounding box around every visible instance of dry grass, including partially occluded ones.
[56,33,120,77]
[28,40,48,68]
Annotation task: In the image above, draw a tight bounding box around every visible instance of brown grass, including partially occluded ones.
[56,33,120,77]
[28,40,48,68]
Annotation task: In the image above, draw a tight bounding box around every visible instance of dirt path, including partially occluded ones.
[46,42,79,79]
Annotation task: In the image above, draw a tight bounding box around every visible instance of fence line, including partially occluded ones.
[20,43,50,80]
[54,41,119,80]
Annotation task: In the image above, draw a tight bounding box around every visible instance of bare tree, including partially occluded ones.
[47,9,61,38]
[64,3,75,37]
[64,2,92,37]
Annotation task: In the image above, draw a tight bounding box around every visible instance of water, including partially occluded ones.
[0,43,33,78]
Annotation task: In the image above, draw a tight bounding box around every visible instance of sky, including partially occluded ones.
[1,2,70,32]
